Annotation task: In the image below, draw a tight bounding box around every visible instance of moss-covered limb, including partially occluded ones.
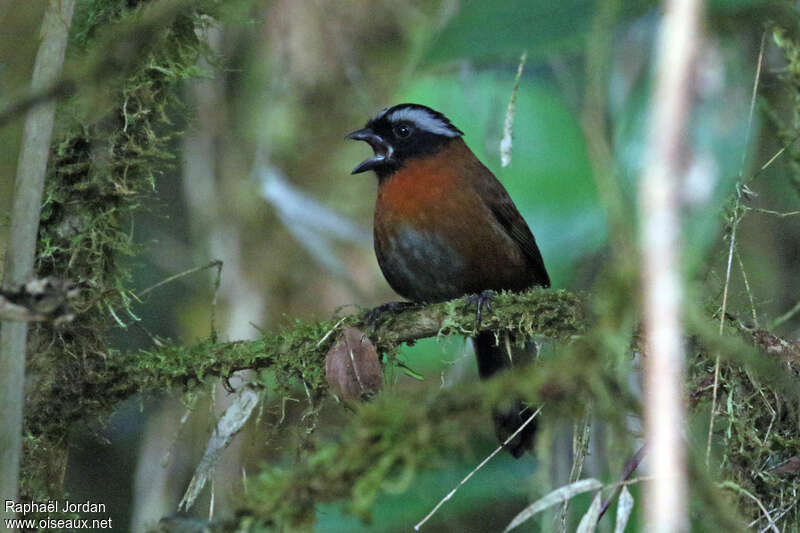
[686,311,800,528]
[238,343,633,531]
[741,324,800,363]
[688,352,800,528]
[25,289,585,440]
[364,288,585,346]
[687,309,800,406]
[149,305,800,532]
[29,286,800,445]
[223,313,796,532]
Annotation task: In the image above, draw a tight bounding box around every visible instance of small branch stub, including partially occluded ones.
[0,278,78,324]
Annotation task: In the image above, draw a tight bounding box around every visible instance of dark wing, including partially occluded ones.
[488,198,550,288]
[472,163,550,287]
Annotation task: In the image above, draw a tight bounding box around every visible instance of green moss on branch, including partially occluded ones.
[26,289,584,439]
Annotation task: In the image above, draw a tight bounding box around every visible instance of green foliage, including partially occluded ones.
[239,342,627,531]
[243,389,478,530]
[695,364,800,529]
[685,312,800,528]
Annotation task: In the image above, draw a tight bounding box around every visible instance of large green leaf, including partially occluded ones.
[422,0,592,66]
[421,0,655,67]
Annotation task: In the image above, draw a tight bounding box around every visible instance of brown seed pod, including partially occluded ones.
[325,327,382,401]
[771,456,800,476]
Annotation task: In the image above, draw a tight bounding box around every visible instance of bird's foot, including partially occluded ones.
[466,289,496,329]
[363,300,418,325]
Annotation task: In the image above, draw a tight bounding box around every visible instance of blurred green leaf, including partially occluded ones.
[423,0,592,66]
[708,0,769,11]
[421,0,654,67]
[316,453,537,533]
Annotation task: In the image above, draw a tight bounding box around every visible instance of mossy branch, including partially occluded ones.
[150,301,799,532]
[27,286,800,444]
[27,288,584,439]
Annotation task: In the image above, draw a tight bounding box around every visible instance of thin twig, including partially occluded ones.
[739,31,767,174]
[138,260,223,297]
[598,444,648,520]
[557,409,593,532]
[717,481,779,533]
[771,299,800,329]
[209,260,223,344]
[706,217,737,464]
[747,207,800,218]
[500,51,527,168]
[752,133,800,178]
[735,249,759,327]
[756,500,797,533]
[316,316,350,347]
[605,475,657,490]
[414,406,543,531]
[137,260,224,341]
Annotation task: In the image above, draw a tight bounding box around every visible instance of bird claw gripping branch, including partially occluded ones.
[362,300,419,326]
[465,289,497,330]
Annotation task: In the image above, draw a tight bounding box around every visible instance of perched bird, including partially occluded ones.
[348,103,550,457]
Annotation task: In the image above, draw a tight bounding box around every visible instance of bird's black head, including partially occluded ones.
[347,103,464,179]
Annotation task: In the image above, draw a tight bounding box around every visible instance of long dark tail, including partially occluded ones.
[473,330,537,458]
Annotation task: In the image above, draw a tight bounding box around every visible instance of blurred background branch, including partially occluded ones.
[639,0,702,530]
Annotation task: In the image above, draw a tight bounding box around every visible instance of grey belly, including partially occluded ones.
[376,226,467,302]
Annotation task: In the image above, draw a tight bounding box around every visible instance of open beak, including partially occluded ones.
[346,128,394,174]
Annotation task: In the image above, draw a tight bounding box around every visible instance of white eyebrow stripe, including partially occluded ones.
[387,107,462,137]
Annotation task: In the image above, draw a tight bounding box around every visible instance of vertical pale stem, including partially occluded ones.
[640,0,703,531]
[0,0,75,524]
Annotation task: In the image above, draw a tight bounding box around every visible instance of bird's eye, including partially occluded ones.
[393,124,412,139]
